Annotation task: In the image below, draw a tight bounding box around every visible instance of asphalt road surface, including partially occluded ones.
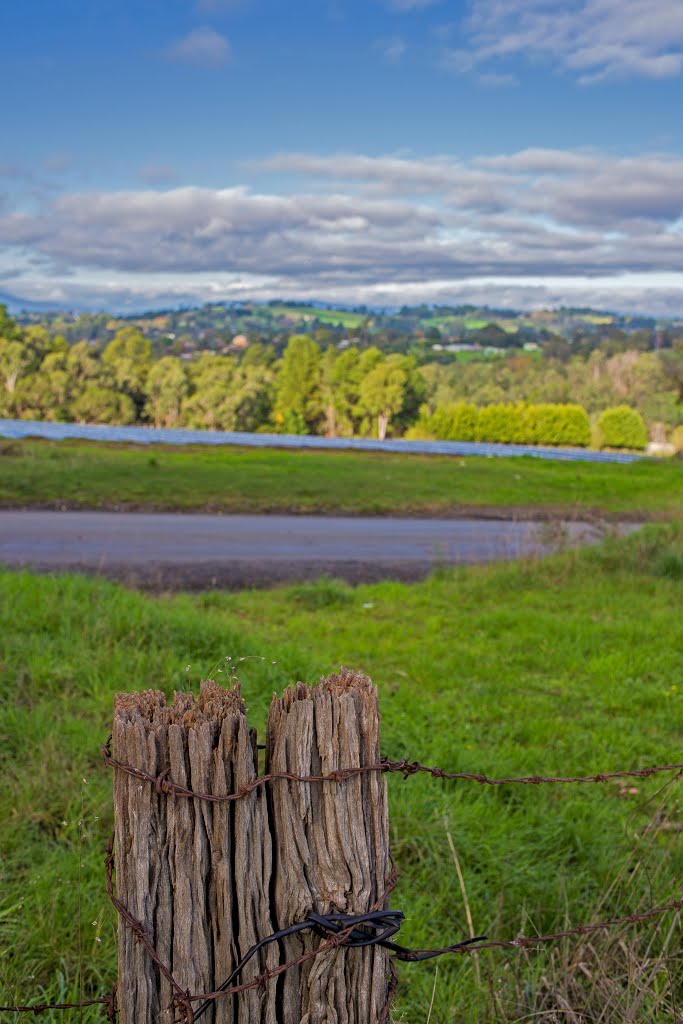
[0,510,618,589]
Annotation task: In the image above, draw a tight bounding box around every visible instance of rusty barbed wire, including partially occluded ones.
[390,894,683,956]
[103,832,196,1024]
[103,833,683,1024]
[101,734,683,798]
[3,744,681,1021]
[105,834,400,1024]
[0,993,116,1020]
[3,851,682,1022]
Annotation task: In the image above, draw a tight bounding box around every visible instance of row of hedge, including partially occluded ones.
[408,402,649,450]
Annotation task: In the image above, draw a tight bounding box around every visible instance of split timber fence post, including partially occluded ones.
[111,669,391,1023]
[267,670,391,1023]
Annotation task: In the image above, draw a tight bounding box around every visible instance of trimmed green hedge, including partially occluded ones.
[427,401,478,442]
[529,403,592,447]
[476,403,533,444]
[596,405,648,450]
[412,401,591,448]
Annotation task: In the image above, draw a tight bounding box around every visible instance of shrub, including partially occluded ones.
[412,401,592,447]
[406,402,478,441]
[430,402,479,441]
[403,421,433,440]
[403,420,434,440]
[476,402,535,444]
[596,406,648,450]
[530,403,591,447]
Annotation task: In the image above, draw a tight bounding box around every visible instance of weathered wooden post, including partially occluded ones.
[112,682,276,1024]
[267,669,391,1023]
[111,669,391,1023]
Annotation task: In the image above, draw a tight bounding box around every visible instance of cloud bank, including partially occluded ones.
[2,147,683,314]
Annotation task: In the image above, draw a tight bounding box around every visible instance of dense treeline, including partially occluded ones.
[1,305,681,450]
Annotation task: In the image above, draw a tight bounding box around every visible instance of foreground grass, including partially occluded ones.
[1,437,682,518]
[1,527,682,1021]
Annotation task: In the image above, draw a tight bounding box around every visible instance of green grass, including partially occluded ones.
[265,304,367,328]
[445,348,510,362]
[1,526,682,1021]
[576,314,615,326]
[1,438,681,518]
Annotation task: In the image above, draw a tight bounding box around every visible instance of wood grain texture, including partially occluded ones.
[267,669,391,1024]
[112,682,275,1024]
[113,671,390,1023]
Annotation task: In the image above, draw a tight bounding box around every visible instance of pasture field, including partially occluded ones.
[1,525,682,1021]
[263,304,367,328]
[436,348,511,363]
[1,438,682,518]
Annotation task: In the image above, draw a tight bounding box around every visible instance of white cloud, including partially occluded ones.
[5,267,683,317]
[3,147,683,314]
[167,27,231,66]
[446,0,683,82]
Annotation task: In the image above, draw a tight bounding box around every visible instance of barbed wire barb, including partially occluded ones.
[3,741,681,1020]
[100,734,683,798]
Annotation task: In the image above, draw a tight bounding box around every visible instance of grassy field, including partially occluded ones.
[264,304,367,328]
[1,526,682,1021]
[1,438,681,519]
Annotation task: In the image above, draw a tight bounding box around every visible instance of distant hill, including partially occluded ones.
[12,298,680,362]
[0,291,75,315]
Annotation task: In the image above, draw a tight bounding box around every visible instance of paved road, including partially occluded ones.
[0,417,641,463]
[0,510,619,589]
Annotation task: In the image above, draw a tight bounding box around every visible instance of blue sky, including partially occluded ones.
[2,0,683,314]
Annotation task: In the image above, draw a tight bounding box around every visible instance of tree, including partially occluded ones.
[0,304,20,340]
[358,346,384,375]
[272,335,322,434]
[71,384,136,425]
[179,353,273,433]
[359,354,408,440]
[0,336,31,397]
[241,342,276,369]
[102,327,153,418]
[12,352,72,421]
[0,316,65,414]
[320,346,339,436]
[231,363,275,432]
[471,323,516,348]
[660,342,683,405]
[392,355,426,434]
[0,308,31,396]
[145,357,189,428]
[67,340,104,384]
[419,362,459,414]
[330,347,363,436]
[182,355,239,431]
[566,351,619,413]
